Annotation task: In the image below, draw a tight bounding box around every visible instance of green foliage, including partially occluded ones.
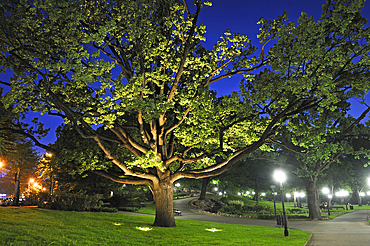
[118,207,139,212]
[39,190,103,212]
[90,207,118,213]
[108,191,148,208]
[220,197,229,204]
[256,213,276,220]
[219,205,243,215]
[252,204,270,212]
[228,200,244,210]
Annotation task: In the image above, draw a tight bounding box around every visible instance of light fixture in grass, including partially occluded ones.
[136,227,153,231]
[205,228,222,232]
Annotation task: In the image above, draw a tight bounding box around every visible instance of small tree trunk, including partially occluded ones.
[199,177,211,200]
[152,180,176,227]
[306,177,321,220]
[13,169,20,206]
[254,190,259,204]
[354,189,362,206]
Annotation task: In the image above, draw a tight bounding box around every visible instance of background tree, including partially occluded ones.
[1,0,370,226]
[1,140,39,205]
[38,125,125,196]
[217,159,274,203]
[334,136,370,206]
[269,103,370,220]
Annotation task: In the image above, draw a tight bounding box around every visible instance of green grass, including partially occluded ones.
[0,207,310,246]
[136,202,156,215]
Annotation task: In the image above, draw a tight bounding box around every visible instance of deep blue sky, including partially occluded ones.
[1,0,370,151]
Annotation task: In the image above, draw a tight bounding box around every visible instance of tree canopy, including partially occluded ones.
[1,0,370,226]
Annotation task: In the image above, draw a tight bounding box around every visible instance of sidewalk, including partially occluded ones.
[301,210,370,246]
[173,197,370,246]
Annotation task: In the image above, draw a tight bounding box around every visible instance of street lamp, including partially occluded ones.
[322,187,331,216]
[273,169,289,237]
[28,178,35,190]
[270,185,277,222]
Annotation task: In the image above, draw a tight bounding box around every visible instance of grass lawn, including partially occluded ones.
[0,207,310,246]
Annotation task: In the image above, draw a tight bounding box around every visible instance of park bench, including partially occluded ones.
[173,209,182,216]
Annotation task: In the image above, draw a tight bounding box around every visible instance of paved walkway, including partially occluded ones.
[172,197,370,246]
[302,210,370,246]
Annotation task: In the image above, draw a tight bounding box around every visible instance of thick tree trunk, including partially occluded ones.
[306,177,322,220]
[199,177,211,200]
[152,180,176,227]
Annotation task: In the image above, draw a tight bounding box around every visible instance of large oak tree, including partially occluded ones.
[1,0,370,226]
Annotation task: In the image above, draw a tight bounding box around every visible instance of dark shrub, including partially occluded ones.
[257,213,275,220]
[90,207,118,213]
[38,190,103,212]
[220,197,229,204]
[108,192,147,208]
[118,207,139,212]
[219,205,243,215]
[242,204,255,211]
[253,204,269,212]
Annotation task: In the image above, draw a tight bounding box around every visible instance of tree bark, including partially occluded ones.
[13,169,20,206]
[354,189,362,206]
[254,190,259,204]
[152,179,176,227]
[305,177,322,220]
[199,177,211,200]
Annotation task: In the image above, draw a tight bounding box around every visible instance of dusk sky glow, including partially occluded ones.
[1,0,370,153]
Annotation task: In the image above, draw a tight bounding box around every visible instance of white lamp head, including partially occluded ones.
[273,169,286,184]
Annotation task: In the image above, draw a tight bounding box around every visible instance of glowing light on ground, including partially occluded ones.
[136,227,153,231]
[205,228,222,232]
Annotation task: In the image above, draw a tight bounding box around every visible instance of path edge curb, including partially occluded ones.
[304,233,313,246]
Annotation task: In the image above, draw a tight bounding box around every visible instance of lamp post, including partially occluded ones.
[270,185,277,222]
[273,169,289,237]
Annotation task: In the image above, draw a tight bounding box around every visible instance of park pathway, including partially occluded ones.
[173,197,370,245]
[302,210,370,246]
